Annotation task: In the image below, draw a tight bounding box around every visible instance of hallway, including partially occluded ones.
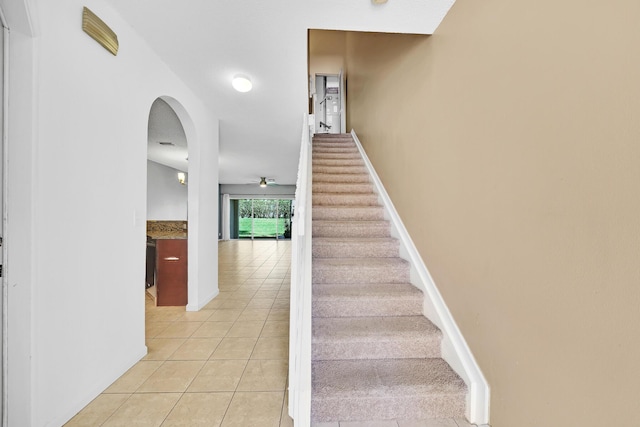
[65,240,293,426]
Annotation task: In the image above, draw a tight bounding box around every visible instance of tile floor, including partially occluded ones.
[65,240,293,427]
[65,240,480,427]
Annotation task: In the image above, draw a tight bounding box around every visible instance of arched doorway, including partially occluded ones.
[146,97,190,307]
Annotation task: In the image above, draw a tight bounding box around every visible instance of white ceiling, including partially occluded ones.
[106,0,455,185]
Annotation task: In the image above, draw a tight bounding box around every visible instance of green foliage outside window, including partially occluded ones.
[238,199,292,238]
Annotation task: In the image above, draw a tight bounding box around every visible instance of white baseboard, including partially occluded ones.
[50,346,147,427]
[187,287,219,311]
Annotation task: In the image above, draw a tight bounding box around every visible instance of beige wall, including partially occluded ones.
[342,1,640,426]
[308,30,347,78]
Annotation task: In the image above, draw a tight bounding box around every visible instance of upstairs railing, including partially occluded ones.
[288,114,313,426]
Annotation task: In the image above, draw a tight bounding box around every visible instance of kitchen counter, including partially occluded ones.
[147,220,187,239]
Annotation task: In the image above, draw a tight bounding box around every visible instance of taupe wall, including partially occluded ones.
[308,30,347,77]
[342,1,640,426]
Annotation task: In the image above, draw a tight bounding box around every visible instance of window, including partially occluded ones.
[232,198,292,239]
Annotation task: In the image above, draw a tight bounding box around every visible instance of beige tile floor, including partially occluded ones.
[65,240,480,427]
[66,240,293,427]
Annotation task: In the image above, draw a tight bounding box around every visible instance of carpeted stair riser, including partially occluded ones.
[313,151,362,160]
[313,173,371,184]
[313,149,359,156]
[313,144,358,151]
[312,316,442,360]
[314,165,369,175]
[312,359,466,421]
[313,283,423,317]
[313,258,410,284]
[312,220,391,238]
[313,182,374,194]
[313,158,365,167]
[313,137,355,143]
[313,237,399,258]
[313,206,385,221]
[313,193,380,206]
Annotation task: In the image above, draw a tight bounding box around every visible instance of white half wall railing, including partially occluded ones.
[351,130,491,426]
[288,114,313,427]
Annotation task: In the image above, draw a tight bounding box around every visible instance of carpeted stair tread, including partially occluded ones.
[313,173,371,183]
[312,316,441,360]
[313,182,374,193]
[313,158,365,167]
[313,147,359,154]
[314,315,440,341]
[312,359,466,420]
[314,165,369,175]
[313,237,399,258]
[312,206,385,221]
[313,193,380,206]
[312,220,391,238]
[313,282,423,300]
[313,142,357,149]
[313,139,358,145]
[313,151,362,159]
[312,283,424,317]
[313,257,410,284]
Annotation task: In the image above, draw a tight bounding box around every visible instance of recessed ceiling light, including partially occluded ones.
[232,74,252,92]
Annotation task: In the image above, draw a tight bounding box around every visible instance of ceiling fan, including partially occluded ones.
[249,177,279,187]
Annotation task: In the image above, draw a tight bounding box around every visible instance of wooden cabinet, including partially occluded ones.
[155,239,188,306]
[146,237,156,288]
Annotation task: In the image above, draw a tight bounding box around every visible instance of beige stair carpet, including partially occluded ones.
[310,133,467,422]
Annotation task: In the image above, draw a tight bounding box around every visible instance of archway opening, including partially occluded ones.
[146,97,189,307]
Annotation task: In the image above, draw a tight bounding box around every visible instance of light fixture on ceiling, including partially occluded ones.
[372,0,388,4]
[232,74,253,92]
[259,177,267,188]
[177,172,186,185]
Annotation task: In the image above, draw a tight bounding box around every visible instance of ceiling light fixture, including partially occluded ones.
[259,177,267,188]
[232,74,253,92]
[372,0,388,4]
[177,172,186,185]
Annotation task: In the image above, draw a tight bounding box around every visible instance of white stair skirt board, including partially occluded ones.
[351,130,491,425]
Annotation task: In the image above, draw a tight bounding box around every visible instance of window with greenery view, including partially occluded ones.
[238,199,292,239]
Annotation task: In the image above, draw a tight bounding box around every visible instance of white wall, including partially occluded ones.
[147,160,188,220]
[220,183,296,197]
[4,1,219,425]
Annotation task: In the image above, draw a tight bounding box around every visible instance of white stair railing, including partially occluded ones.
[288,114,313,427]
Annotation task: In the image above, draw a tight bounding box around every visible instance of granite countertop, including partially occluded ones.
[151,234,188,239]
[147,220,188,239]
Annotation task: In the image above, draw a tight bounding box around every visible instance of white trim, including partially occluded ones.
[288,114,313,427]
[186,288,218,312]
[351,130,490,425]
[0,9,7,426]
[221,194,230,240]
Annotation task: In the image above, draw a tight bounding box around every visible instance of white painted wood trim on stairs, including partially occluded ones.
[351,130,491,425]
[288,114,313,427]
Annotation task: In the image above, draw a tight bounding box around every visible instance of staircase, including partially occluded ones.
[311,133,467,422]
